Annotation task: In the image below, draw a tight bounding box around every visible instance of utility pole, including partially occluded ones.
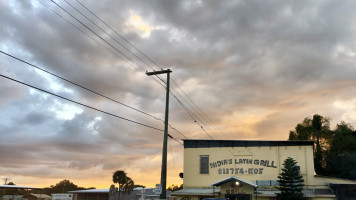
[146,69,172,200]
[2,178,10,185]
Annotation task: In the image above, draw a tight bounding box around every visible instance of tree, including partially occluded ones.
[51,179,84,193]
[289,115,356,180]
[39,179,89,195]
[277,157,305,200]
[289,114,331,174]
[167,184,183,191]
[112,170,135,200]
[325,122,356,180]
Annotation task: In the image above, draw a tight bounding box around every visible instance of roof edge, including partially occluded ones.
[210,176,258,188]
[184,140,313,148]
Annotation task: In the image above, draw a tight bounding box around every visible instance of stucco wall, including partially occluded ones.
[183,144,315,187]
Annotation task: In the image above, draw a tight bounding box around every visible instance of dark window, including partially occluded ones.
[200,155,209,174]
[256,180,279,186]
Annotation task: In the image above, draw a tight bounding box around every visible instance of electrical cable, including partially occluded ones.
[171,93,214,140]
[63,0,155,71]
[69,0,222,139]
[168,140,177,170]
[45,0,191,140]
[0,50,162,122]
[172,79,225,136]
[75,0,162,71]
[0,73,184,144]
[0,73,163,132]
[0,50,187,141]
[169,86,221,140]
[37,0,133,69]
[50,0,146,72]
[43,0,218,140]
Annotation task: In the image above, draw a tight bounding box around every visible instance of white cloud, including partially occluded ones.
[333,99,356,123]
[125,12,166,38]
[49,99,83,120]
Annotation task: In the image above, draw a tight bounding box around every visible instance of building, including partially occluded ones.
[69,187,171,200]
[21,194,51,200]
[0,185,42,200]
[1,195,24,200]
[52,193,73,200]
[172,140,356,200]
[69,189,108,200]
[1,194,50,200]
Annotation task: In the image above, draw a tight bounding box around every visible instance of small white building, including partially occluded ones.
[52,193,73,200]
[1,195,24,200]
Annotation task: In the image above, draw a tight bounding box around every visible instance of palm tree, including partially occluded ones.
[112,170,135,200]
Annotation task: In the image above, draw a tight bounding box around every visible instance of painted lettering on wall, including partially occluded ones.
[226,189,246,194]
[218,168,263,175]
[210,158,277,169]
[209,158,277,175]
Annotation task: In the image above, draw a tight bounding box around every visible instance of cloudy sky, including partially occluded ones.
[1,0,356,189]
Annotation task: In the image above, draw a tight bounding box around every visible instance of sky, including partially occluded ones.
[1,0,356,189]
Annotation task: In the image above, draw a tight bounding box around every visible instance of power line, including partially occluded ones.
[0,73,163,132]
[0,50,161,122]
[1,73,183,144]
[173,79,224,135]
[44,0,220,140]
[63,0,156,71]
[73,1,213,133]
[0,50,187,141]
[172,88,221,140]
[59,0,177,103]
[74,0,164,71]
[168,140,177,170]
[49,0,146,72]
[63,0,221,139]
[64,0,177,105]
[37,0,132,66]
[170,93,214,140]
[39,0,190,140]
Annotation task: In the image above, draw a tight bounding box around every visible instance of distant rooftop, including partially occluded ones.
[69,187,155,194]
[0,185,41,190]
[68,189,109,193]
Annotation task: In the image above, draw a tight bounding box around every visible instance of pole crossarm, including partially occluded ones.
[146,69,172,76]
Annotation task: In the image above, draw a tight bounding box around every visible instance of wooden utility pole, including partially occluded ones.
[146,69,172,199]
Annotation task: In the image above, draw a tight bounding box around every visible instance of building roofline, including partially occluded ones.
[183,140,313,148]
[0,185,41,190]
[210,176,257,188]
[171,188,220,196]
[68,189,109,193]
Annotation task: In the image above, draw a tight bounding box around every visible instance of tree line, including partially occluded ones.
[289,114,356,180]
[2,170,181,199]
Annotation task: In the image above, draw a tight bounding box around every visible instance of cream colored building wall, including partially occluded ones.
[177,196,199,200]
[220,182,255,196]
[184,145,315,188]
